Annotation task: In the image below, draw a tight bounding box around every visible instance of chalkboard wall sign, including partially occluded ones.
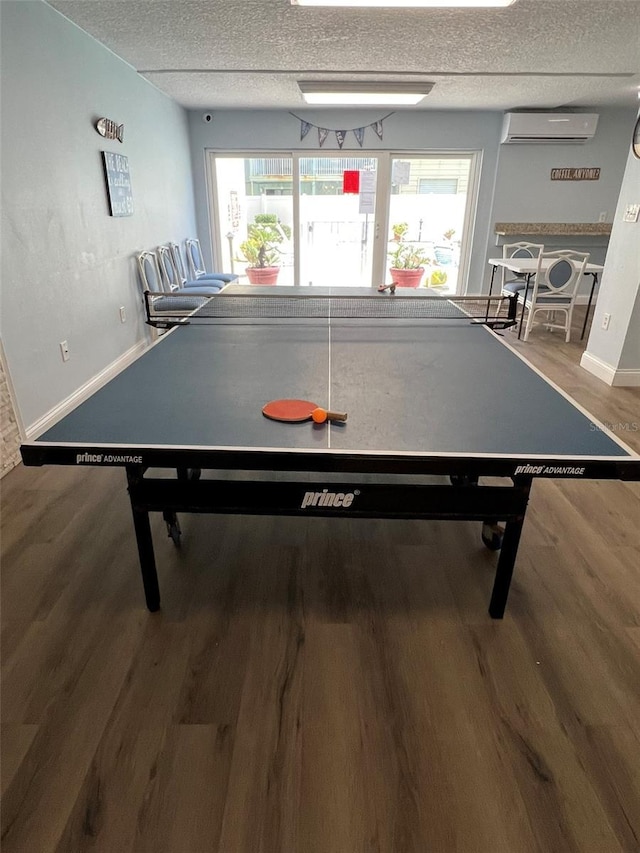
[550,167,600,181]
[102,151,133,217]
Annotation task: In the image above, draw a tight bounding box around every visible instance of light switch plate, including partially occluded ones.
[623,203,639,223]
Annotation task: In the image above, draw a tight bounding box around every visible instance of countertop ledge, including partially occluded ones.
[495,222,612,236]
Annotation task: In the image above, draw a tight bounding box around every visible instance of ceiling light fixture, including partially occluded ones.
[297,81,433,105]
[292,1,516,7]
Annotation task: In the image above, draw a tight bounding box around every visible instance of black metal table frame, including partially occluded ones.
[22,444,637,620]
[126,464,533,620]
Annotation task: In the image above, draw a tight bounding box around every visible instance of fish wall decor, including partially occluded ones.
[96,118,124,143]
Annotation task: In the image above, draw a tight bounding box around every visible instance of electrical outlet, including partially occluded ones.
[60,340,70,361]
[598,211,607,222]
[119,306,126,323]
[601,313,611,331]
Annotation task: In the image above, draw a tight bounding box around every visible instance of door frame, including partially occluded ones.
[205,149,481,293]
[385,150,482,295]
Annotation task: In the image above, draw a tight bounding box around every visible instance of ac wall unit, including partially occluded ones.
[501,112,599,144]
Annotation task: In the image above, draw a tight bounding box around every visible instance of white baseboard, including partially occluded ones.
[580,351,640,387]
[26,340,149,439]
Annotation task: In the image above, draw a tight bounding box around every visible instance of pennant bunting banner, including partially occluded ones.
[300,120,312,141]
[290,112,394,148]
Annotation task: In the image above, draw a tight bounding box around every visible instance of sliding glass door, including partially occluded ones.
[211,155,294,285]
[298,155,379,287]
[388,155,474,293]
[208,151,477,293]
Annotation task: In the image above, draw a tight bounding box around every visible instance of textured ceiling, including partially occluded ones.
[47,0,640,110]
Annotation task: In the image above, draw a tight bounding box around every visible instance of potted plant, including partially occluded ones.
[388,242,431,288]
[391,222,409,242]
[429,269,448,287]
[239,214,290,285]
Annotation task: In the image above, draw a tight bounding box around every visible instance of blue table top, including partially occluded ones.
[35,310,631,463]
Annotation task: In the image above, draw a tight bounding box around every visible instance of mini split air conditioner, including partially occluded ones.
[501,112,599,144]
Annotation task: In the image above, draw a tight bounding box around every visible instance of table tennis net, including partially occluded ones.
[144,291,517,328]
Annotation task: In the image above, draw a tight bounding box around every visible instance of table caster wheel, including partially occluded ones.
[163,512,182,546]
[167,521,182,546]
[482,522,504,551]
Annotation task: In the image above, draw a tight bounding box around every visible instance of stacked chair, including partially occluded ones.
[184,238,239,285]
[136,250,215,320]
[156,245,223,294]
[137,240,239,324]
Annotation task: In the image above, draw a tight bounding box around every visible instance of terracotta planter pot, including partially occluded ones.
[389,267,424,289]
[246,266,280,285]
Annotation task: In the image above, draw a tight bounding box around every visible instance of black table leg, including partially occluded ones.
[486,264,497,321]
[580,273,598,340]
[127,466,160,612]
[488,517,526,618]
[517,275,532,340]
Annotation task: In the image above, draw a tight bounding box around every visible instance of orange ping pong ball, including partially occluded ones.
[312,407,328,424]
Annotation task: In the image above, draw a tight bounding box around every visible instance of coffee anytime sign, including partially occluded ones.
[551,167,601,181]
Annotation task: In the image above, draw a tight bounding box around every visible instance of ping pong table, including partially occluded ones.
[20,286,640,618]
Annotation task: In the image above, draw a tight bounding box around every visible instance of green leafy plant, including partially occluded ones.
[253,213,292,241]
[388,243,430,270]
[239,214,290,268]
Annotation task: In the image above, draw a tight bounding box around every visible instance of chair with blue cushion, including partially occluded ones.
[185,238,239,284]
[136,251,218,319]
[168,242,225,289]
[500,241,544,296]
[520,249,589,342]
[157,245,224,293]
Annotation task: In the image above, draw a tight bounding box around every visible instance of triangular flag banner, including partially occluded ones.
[290,112,393,147]
[300,121,312,141]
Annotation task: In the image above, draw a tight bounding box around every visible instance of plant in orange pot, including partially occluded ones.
[240,215,289,285]
[388,242,431,289]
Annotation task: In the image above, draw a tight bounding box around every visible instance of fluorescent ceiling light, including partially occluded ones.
[292,1,516,7]
[298,81,433,105]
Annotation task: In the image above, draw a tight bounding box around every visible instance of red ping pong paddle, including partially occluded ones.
[262,399,347,424]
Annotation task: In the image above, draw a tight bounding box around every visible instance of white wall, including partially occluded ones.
[581,117,640,385]
[0,0,198,430]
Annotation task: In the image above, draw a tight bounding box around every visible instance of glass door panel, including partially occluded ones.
[388,156,473,293]
[213,155,294,285]
[298,156,378,288]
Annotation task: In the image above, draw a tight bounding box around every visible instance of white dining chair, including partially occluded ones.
[519,250,590,342]
[185,238,239,284]
[157,245,224,292]
[500,241,545,295]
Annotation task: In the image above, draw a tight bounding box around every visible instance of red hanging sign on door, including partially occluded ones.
[343,170,360,193]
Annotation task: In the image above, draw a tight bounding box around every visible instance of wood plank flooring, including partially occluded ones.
[2,307,640,852]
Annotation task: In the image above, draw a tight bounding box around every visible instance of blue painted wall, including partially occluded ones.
[188,107,634,296]
[0,0,198,429]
